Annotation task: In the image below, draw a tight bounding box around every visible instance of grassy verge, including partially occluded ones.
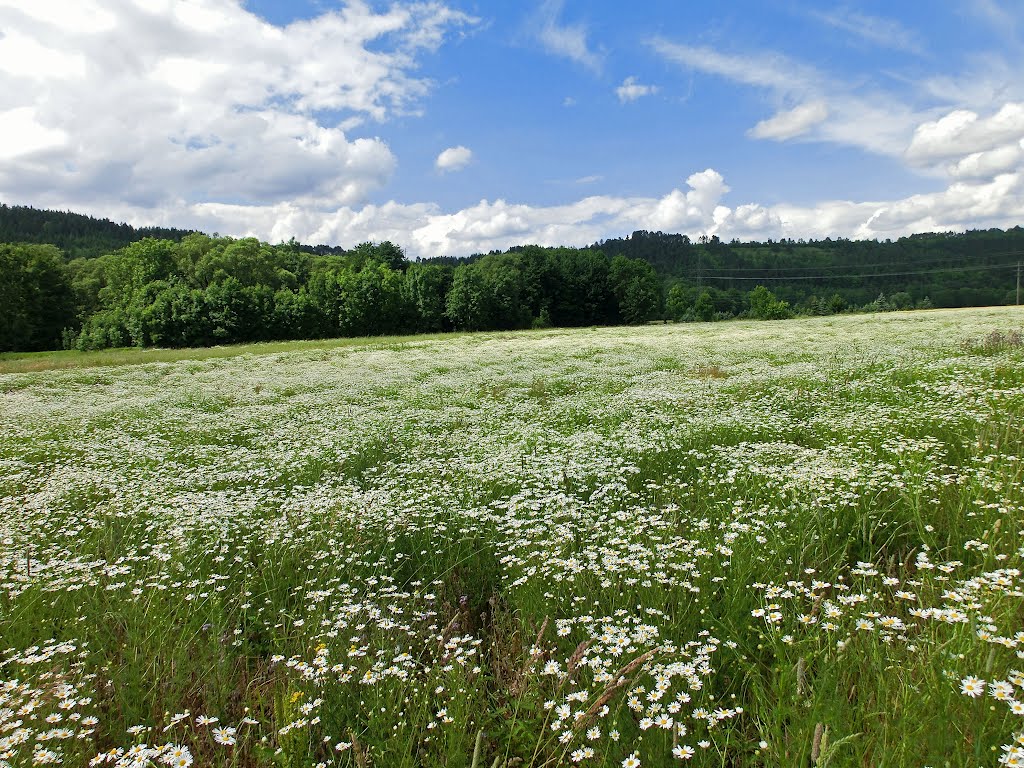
[0,331,473,374]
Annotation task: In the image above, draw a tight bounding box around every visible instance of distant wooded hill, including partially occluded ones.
[0,204,349,260]
[0,204,196,260]
[0,203,1020,353]
[585,229,1024,310]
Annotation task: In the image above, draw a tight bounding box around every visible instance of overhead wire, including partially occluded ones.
[696,262,1020,281]
[686,248,1024,273]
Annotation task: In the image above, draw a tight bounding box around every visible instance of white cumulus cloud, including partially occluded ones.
[949,144,1024,179]
[81,159,1024,261]
[0,107,68,160]
[5,4,1024,266]
[104,168,734,258]
[616,76,658,103]
[0,0,475,210]
[435,146,474,173]
[906,103,1024,165]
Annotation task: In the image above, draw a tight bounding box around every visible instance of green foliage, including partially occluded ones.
[22,234,677,350]
[445,248,626,331]
[194,237,281,288]
[889,291,913,310]
[0,243,75,351]
[547,248,616,326]
[99,237,179,301]
[337,263,409,336]
[445,263,488,331]
[404,263,453,332]
[3,205,1023,351]
[693,290,715,321]
[828,293,848,313]
[597,227,1024,312]
[75,307,131,350]
[747,285,794,320]
[665,282,693,321]
[610,254,661,324]
[349,240,409,272]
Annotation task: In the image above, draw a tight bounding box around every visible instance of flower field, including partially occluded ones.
[1,307,1023,768]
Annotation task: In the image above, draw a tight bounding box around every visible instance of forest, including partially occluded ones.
[0,204,1021,352]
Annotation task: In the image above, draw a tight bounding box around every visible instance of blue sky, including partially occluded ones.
[1,0,1023,256]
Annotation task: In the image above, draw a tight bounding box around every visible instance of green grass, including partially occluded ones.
[1,305,1009,375]
[0,330,473,374]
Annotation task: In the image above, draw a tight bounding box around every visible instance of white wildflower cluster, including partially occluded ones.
[0,308,1021,765]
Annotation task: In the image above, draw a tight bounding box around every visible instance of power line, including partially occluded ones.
[691,249,1024,274]
[698,262,1019,281]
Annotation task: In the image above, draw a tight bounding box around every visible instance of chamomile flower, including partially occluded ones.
[673,744,695,759]
[961,676,986,698]
[211,726,236,746]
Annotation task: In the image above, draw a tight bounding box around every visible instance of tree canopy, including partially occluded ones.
[0,205,1020,352]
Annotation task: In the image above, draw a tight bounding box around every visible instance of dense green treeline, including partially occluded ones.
[594,228,1022,314]
[0,244,77,352]
[0,235,664,351]
[1,204,1021,352]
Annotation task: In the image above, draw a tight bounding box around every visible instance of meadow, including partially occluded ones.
[1,307,1022,768]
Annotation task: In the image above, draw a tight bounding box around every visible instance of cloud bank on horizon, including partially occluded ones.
[1,0,1023,258]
